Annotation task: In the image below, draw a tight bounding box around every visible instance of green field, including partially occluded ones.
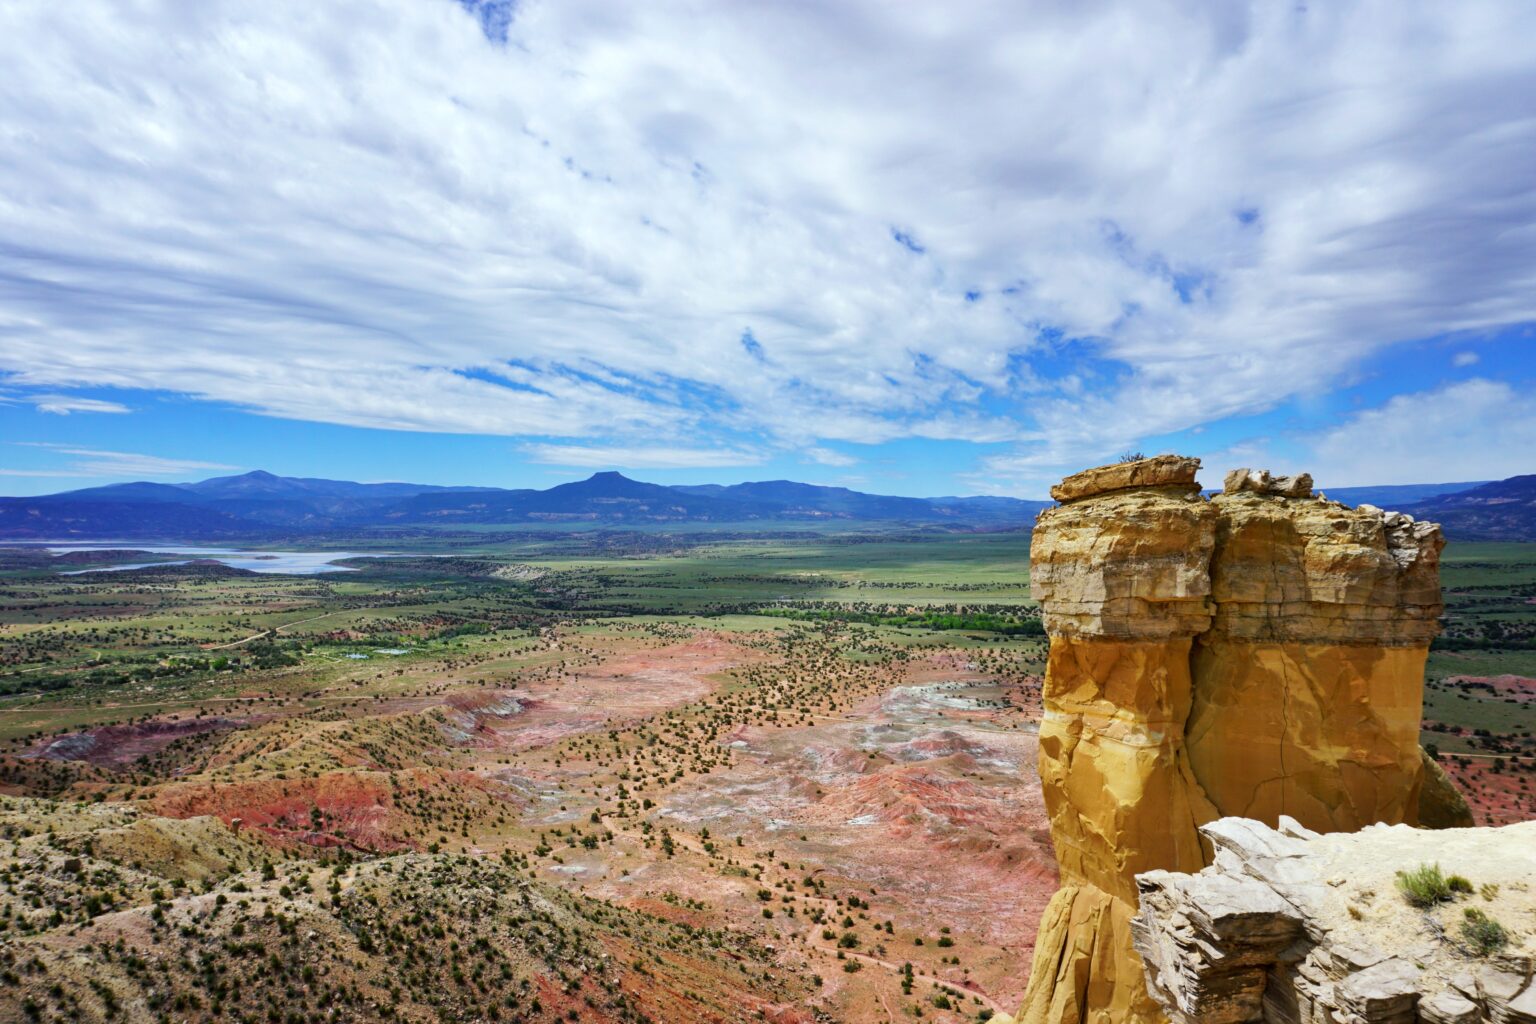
[1,533,1532,754]
[0,529,1042,744]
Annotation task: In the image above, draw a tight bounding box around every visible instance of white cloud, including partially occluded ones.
[1453,351,1480,367]
[1303,378,1536,487]
[0,0,1533,489]
[974,376,1536,493]
[0,468,91,478]
[29,395,131,415]
[12,443,239,478]
[804,447,857,467]
[521,442,764,469]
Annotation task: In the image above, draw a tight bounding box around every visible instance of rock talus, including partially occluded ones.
[1010,458,1459,1024]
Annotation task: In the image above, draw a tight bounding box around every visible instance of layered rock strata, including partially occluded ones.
[1017,456,1219,1024]
[1132,816,1536,1024]
[1012,456,1467,1024]
[1189,475,1447,831]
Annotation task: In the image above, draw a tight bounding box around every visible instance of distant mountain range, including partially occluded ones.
[1398,475,1536,542]
[1309,481,1491,508]
[0,469,1528,541]
[0,469,1050,539]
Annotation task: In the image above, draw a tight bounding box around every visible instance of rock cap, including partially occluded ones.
[1222,467,1314,498]
[1050,455,1202,503]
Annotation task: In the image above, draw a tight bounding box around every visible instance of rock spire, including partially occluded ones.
[1009,456,1470,1024]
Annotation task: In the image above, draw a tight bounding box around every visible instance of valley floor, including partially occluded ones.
[0,534,1530,1023]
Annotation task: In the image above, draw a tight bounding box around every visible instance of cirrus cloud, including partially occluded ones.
[10,443,239,478]
[29,395,131,416]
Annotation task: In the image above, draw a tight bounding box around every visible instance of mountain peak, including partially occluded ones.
[587,471,629,481]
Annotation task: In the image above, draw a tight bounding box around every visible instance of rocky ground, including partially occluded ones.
[1134,816,1536,1023]
[1,521,1530,1024]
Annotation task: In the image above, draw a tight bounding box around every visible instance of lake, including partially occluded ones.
[50,545,378,575]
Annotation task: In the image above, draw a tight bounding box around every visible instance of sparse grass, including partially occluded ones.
[1460,908,1510,956]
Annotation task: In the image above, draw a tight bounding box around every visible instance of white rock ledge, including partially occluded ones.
[1132,817,1536,1023]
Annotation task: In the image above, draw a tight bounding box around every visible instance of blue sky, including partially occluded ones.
[2,1,1534,499]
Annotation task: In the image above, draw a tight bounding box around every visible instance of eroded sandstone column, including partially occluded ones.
[1186,469,1446,831]
[1018,456,1220,1024]
[1014,458,1465,1024]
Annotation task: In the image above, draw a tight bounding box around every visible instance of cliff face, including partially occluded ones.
[1132,816,1536,1024]
[1012,457,1470,1024]
[1188,481,1446,832]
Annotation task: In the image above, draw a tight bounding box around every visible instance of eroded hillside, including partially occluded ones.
[0,538,1054,1023]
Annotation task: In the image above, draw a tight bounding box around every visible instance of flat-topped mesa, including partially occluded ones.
[1193,475,1448,833]
[1019,456,1221,1024]
[1012,456,1466,1024]
[1207,477,1445,646]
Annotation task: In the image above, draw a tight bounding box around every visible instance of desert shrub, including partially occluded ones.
[1447,874,1475,895]
[1461,908,1510,956]
[1396,863,1452,907]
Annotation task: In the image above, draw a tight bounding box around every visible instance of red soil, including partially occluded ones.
[151,767,497,852]
[28,716,248,765]
[1442,756,1536,826]
[476,634,750,750]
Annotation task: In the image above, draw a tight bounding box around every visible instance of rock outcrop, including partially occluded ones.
[1189,475,1446,832]
[1132,816,1536,1024]
[1011,456,1469,1024]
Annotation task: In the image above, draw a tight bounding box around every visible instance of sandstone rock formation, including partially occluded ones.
[1132,816,1536,1024]
[1189,473,1447,832]
[1047,454,1203,504]
[1010,456,1469,1024]
[1222,468,1315,498]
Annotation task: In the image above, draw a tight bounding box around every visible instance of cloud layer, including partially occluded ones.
[11,445,238,478]
[1306,379,1536,487]
[2,0,1533,489]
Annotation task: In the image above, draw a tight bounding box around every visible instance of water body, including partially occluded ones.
[50,545,377,575]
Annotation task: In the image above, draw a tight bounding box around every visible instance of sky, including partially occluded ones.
[1,0,1534,499]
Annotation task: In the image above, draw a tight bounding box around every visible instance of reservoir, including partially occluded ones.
[49,545,379,575]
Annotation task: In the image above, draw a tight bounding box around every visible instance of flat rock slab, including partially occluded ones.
[1049,454,1202,502]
